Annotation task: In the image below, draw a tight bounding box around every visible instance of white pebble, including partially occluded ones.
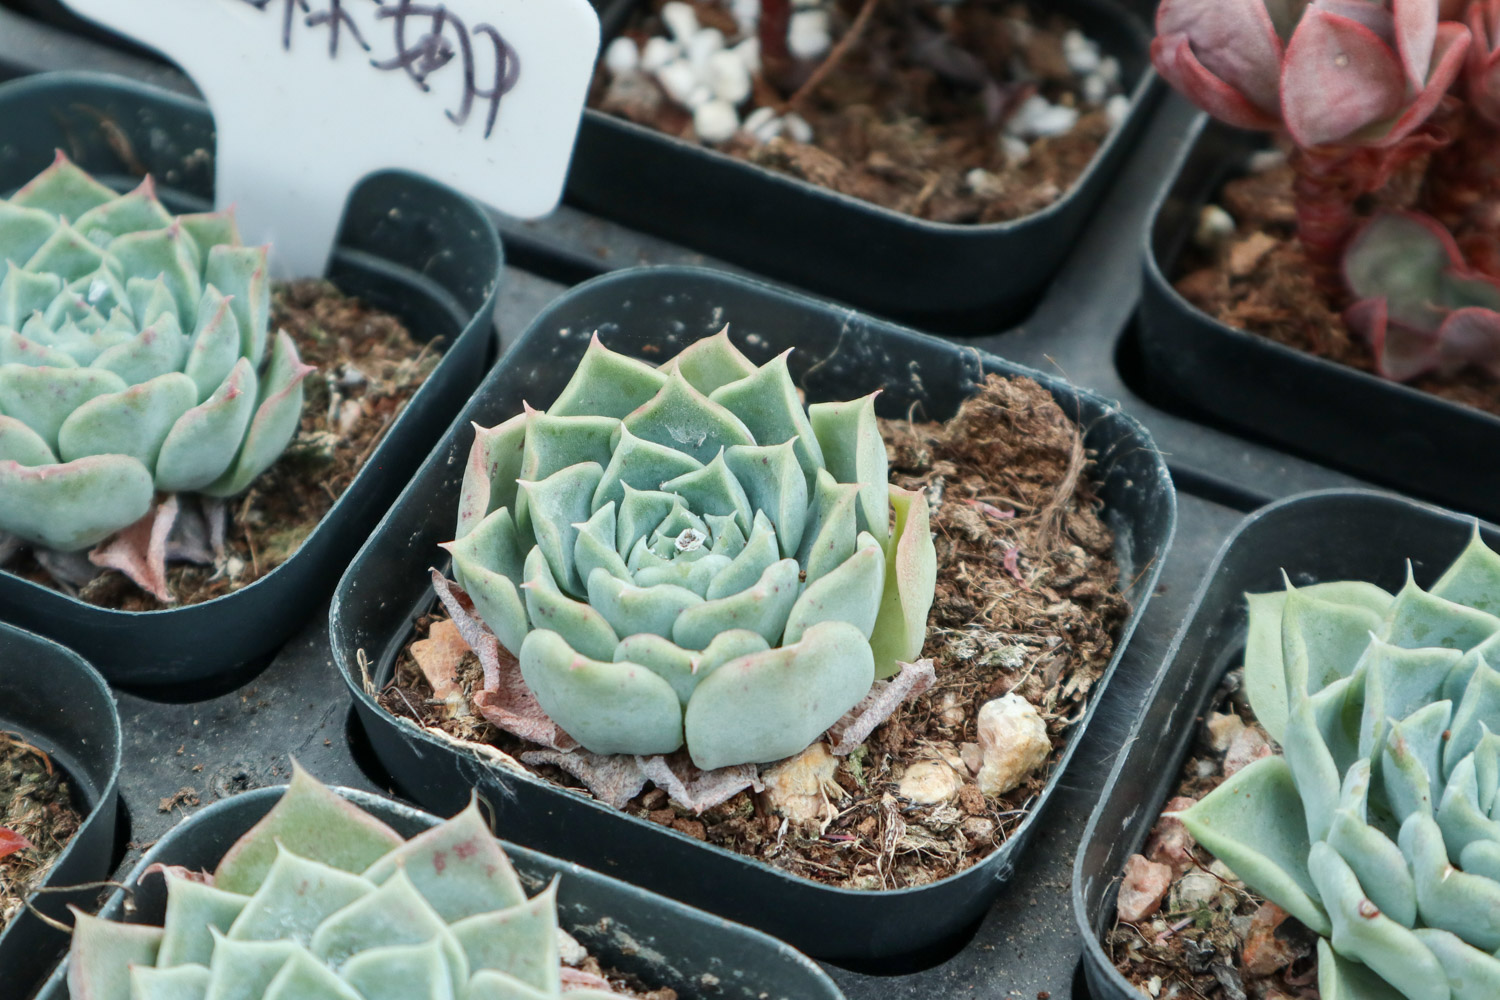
[1105,93,1130,128]
[966,167,1000,195]
[733,36,761,75]
[1062,29,1101,74]
[707,49,752,104]
[686,27,725,71]
[788,9,831,59]
[742,105,781,142]
[782,111,813,143]
[1006,94,1078,139]
[1098,55,1121,85]
[1194,204,1235,246]
[660,0,699,41]
[656,58,701,106]
[603,36,640,75]
[1248,148,1287,173]
[641,36,680,72]
[974,694,1051,797]
[731,0,760,32]
[686,84,714,108]
[1000,134,1030,164]
[694,98,740,143]
[1082,73,1107,105]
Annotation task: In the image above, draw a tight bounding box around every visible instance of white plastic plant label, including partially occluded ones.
[59,0,601,277]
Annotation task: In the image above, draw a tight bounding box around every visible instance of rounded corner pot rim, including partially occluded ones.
[0,69,504,623]
[1070,487,1500,1000]
[1138,109,1500,434]
[333,262,1178,905]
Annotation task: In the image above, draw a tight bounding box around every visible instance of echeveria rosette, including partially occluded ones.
[1343,210,1500,380]
[1175,531,1500,1000]
[0,153,311,553]
[447,330,938,772]
[66,764,616,1000]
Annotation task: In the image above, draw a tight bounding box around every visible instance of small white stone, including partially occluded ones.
[707,48,752,104]
[1000,131,1030,162]
[897,759,966,805]
[1172,870,1222,910]
[1007,95,1077,139]
[1098,55,1121,85]
[974,693,1051,797]
[686,84,714,108]
[656,58,701,106]
[686,27,726,71]
[733,36,761,75]
[762,742,842,831]
[641,35,680,72]
[1062,29,1101,74]
[742,105,781,142]
[731,0,760,32]
[1248,148,1287,173]
[556,928,588,966]
[603,35,640,76]
[966,167,1001,196]
[1194,204,1235,246]
[694,98,740,143]
[660,0,699,41]
[782,111,813,143]
[1081,73,1108,105]
[1105,93,1131,128]
[788,9,831,59]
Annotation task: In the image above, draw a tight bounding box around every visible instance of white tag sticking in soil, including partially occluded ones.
[60,0,600,276]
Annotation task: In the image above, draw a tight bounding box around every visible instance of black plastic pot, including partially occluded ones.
[1074,489,1497,1000]
[329,265,1176,967]
[565,0,1156,333]
[33,784,845,1000]
[0,622,122,999]
[1137,114,1500,525]
[0,72,504,692]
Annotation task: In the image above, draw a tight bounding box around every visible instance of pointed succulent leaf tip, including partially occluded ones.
[214,762,404,895]
[67,907,166,1000]
[364,796,527,921]
[157,874,249,967]
[548,333,667,418]
[457,413,529,540]
[660,325,757,393]
[11,152,117,219]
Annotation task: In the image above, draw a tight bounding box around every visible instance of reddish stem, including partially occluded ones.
[1290,147,1364,297]
[1424,109,1500,276]
[759,0,794,93]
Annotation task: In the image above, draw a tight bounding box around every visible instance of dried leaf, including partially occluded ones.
[0,827,32,860]
[141,863,212,885]
[518,749,645,809]
[561,967,618,993]
[963,498,1014,520]
[89,496,179,602]
[826,658,937,754]
[636,753,763,815]
[409,619,468,706]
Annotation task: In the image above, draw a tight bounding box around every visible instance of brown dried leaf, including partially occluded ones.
[410,619,468,706]
[89,496,180,603]
[827,659,937,754]
[636,753,763,815]
[518,749,645,809]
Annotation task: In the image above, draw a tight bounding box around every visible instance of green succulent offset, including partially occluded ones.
[448,330,938,771]
[0,153,310,552]
[1177,530,1500,1000]
[67,765,617,1000]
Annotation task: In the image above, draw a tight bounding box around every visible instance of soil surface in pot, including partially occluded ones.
[1105,666,1319,1000]
[592,0,1126,223]
[380,375,1130,890]
[2,281,440,611]
[1176,158,1500,418]
[0,731,82,934]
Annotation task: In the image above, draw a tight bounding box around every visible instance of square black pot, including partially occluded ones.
[1073,489,1497,1000]
[32,784,846,1000]
[0,72,504,691]
[329,264,1176,966]
[566,0,1156,333]
[0,623,121,999]
[1137,113,1500,525]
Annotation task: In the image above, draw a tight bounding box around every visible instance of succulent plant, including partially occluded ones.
[67,764,617,1000]
[1465,0,1500,122]
[1176,530,1500,1000]
[1343,210,1500,379]
[0,153,310,553]
[447,330,937,771]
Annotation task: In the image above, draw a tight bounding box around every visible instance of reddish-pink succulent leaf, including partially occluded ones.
[1283,11,1408,147]
[1155,0,1286,112]
[1437,265,1500,310]
[1348,297,1446,379]
[0,827,32,859]
[1152,36,1285,130]
[1466,0,1500,121]
[1435,306,1500,375]
[1374,21,1471,144]
[1265,0,1316,40]
[1343,210,1459,329]
[1393,0,1440,84]
[1317,0,1398,43]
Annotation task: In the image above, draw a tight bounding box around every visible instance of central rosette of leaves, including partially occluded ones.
[448,331,937,771]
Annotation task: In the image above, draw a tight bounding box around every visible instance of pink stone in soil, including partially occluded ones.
[1117,854,1173,923]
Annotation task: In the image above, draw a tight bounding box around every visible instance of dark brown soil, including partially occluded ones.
[0,732,83,935]
[1106,669,1321,1000]
[1177,160,1500,418]
[593,0,1115,223]
[3,281,440,610]
[380,374,1130,890]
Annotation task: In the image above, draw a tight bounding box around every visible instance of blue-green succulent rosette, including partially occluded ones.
[0,154,309,558]
[447,331,938,772]
[1175,532,1500,1000]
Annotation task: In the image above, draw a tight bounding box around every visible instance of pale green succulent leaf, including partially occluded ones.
[155,359,258,492]
[588,567,704,640]
[10,154,117,218]
[704,512,745,557]
[518,461,604,597]
[0,325,76,367]
[519,628,684,755]
[634,552,732,597]
[0,261,63,328]
[262,947,362,1000]
[178,210,242,252]
[449,878,560,991]
[783,531,885,646]
[214,762,404,896]
[0,362,127,449]
[615,632,701,704]
[130,963,211,1000]
[1178,756,1330,936]
[308,868,467,986]
[228,846,374,944]
[466,970,553,1000]
[457,414,528,541]
[108,223,201,318]
[1328,809,1417,928]
[1356,639,1460,760]
[616,486,683,556]
[204,244,269,365]
[73,180,173,244]
[1382,702,1454,824]
[66,909,164,1000]
[723,440,805,556]
[868,484,937,678]
[1382,569,1500,652]
[0,201,60,266]
[592,424,702,513]
[158,876,248,967]
[518,408,617,487]
[695,628,771,680]
[522,547,619,661]
[1457,838,1500,881]
[126,275,177,329]
[622,368,755,465]
[1435,755,1500,857]
[1244,581,1393,741]
[1412,929,1500,1000]
[184,289,245,403]
[1445,633,1500,702]
[201,935,300,1000]
[365,798,526,921]
[0,453,153,550]
[705,512,780,600]
[202,331,312,498]
[57,370,196,470]
[1285,693,1342,842]
[659,326,756,393]
[709,350,824,485]
[548,334,667,418]
[448,514,529,656]
[648,506,709,556]
[1446,660,1500,776]
[808,391,888,542]
[337,938,454,1000]
[684,619,874,770]
[26,220,111,281]
[1278,586,1389,742]
[674,556,800,651]
[1432,528,1500,616]
[659,449,754,536]
[0,413,56,465]
[1316,938,1411,1000]
[1399,812,1500,950]
[798,470,860,586]
[1309,673,1364,776]
[90,319,187,387]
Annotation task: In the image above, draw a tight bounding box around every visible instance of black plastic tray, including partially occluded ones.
[33,784,847,1000]
[0,623,121,998]
[0,72,504,692]
[1137,114,1500,526]
[1073,488,1498,999]
[329,265,1176,968]
[565,0,1157,333]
